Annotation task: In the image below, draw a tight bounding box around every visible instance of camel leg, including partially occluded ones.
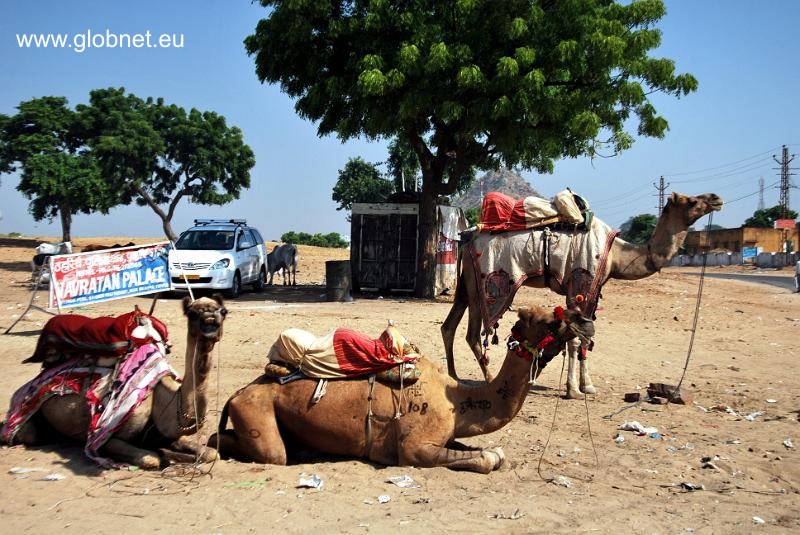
[578,346,596,395]
[566,339,582,399]
[210,391,287,464]
[441,278,469,379]
[399,443,504,474]
[101,437,162,470]
[160,435,219,464]
[466,297,493,383]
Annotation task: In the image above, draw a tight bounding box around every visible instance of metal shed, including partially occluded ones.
[350,203,467,294]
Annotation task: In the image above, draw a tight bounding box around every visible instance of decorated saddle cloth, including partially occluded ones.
[468,217,618,331]
[25,309,170,366]
[2,344,177,468]
[266,325,421,381]
[477,190,590,232]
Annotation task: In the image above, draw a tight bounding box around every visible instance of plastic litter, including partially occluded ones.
[614,434,625,443]
[490,509,524,520]
[378,495,391,504]
[649,432,663,440]
[553,475,572,488]
[766,399,778,404]
[680,482,704,492]
[752,516,765,525]
[386,475,420,488]
[619,421,658,435]
[297,474,323,489]
[743,411,764,421]
[9,467,47,475]
[39,473,66,481]
[783,438,794,449]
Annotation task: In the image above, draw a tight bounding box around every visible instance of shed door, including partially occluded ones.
[357,213,417,291]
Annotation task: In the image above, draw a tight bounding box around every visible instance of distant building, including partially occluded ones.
[683,225,800,254]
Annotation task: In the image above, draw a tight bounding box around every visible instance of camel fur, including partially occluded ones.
[6,295,228,469]
[441,191,723,398]
[209,306,594,473]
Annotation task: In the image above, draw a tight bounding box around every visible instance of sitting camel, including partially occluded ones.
[442,191,723,398]
[209,306,594,473]
[267,243,298,286]
[2,295,227,469]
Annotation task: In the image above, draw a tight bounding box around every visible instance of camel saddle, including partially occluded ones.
[264,324,422,384]
[477,189,593,233]
[25,308,170,368]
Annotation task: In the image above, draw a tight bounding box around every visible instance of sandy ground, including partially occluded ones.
[0,236,798,534]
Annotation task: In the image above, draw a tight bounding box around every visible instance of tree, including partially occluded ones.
[281,230,348,248]
[79,88,256,241]
[386,136,421,192]
[0,97,116,241]
[744,205,797,228]
[332,157,393,215]
[246,0,697,296]
[620,213,657,245]
[464,206,480,226]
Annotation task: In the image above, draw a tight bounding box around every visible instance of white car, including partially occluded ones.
[169,219,268,298]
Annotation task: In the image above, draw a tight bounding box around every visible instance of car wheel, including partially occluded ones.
[795,274,800,293]
[226,271,241,299]
[253,266,267,292]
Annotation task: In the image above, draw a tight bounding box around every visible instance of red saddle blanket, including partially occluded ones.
[25,309,169,365]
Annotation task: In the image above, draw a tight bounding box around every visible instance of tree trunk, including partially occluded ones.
[415,187,438,298]
[59,203,72,242]
[162,217,178,243]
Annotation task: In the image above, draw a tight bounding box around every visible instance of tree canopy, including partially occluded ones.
[281,231,348,248]
[247,0,697,296]
[332,156,394,214]
[620,213,657,244]
[743,205,798,228]
[79,87,256,241]
[0,97,116,241]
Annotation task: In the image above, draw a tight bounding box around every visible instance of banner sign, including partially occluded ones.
[49,242,172,309]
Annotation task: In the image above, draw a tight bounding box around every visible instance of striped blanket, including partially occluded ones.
[2,344,177,468]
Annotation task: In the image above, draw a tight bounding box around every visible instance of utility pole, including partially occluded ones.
[773,145,796,219]
[757,177,765,211]
[653,175,670,216]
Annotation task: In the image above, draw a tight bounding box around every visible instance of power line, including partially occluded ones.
[662,146,781,178]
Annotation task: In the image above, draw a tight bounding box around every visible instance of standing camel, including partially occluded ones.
[441,191,723,398]
[209,306,594,473]
[2,295,227,469]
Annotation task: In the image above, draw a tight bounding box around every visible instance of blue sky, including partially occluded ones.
[1,1,798,239]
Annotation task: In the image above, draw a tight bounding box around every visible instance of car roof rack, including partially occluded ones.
[193,219,248,226]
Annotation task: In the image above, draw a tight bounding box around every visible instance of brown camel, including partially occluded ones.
[208,306,594,473]
[441,191,723,398]
[5,295,227,469]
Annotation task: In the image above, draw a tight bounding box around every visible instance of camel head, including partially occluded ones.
[667,192,724,227]
[514,306,594,358]
[182,293,228,344]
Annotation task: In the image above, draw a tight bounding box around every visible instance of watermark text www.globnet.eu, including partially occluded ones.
[16,30,184,53]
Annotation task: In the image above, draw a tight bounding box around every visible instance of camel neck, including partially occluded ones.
[451,349,534,438]
[179,333,214,428]
[611,205,688,280]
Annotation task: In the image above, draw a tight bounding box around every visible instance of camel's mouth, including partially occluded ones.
[709,199,724,212]
[200,321,223,340]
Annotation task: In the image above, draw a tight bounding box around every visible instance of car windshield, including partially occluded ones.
[175,230,235,250]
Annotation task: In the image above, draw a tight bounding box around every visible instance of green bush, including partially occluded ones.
[281,231,349,248]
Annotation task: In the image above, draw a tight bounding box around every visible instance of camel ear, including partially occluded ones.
[517,306,533,323]
[182,295,193,316]
[211,293,225,306]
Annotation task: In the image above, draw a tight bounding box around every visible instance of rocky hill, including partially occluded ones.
[451,168,542,209]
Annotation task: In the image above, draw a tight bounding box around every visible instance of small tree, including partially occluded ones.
[0,97,117,241]
[80,88,256,241]
[386,136,421,193]
[744,205,797,228]
[332,157,393,216]
[247,0,697,296]
[620,213,658,245]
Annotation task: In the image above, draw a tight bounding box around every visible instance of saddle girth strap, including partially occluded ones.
[364,374,376,457]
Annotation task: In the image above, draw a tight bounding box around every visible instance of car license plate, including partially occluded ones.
[179,274,200,280]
